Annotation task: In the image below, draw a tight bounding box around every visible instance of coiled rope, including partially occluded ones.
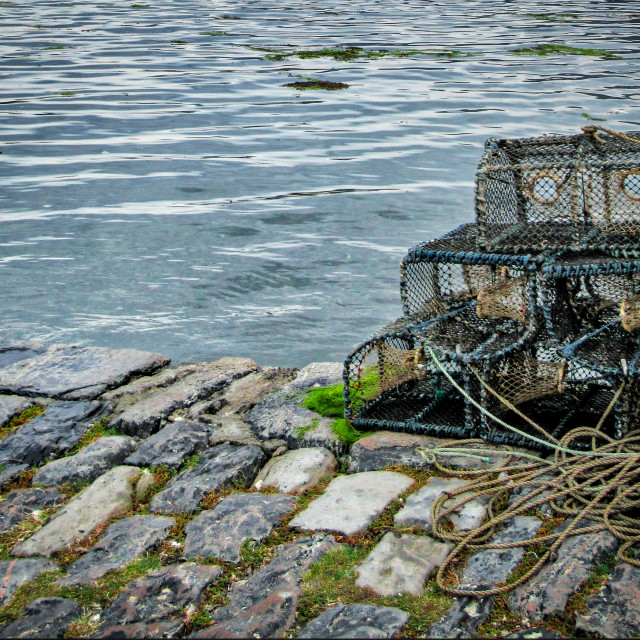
[417,346,640,598]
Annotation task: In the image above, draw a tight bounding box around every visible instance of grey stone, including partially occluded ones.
[394,476,490,532]
[149,445,266,514]
[0,464,28,490]
[34,436,137,487]
[298,603,410,638]
[262,439,288,455]
[135,470,156,498]
[111,358,258,438]
[247,362,346,455]
[356,532,453,596]
[184,492,294,562]
[98,564,222,628]
[253,447,337,494]
[509,519,619,620]
[0,558,57,606]
[206,416,262,449]
[0,343,169,400]
[289,471,414,537]
[0,488,65,533]
[0,401,111,467]
[505,630,562,639]
[346,431,442,473]
[190,367,298,421]
[59,515,174,586]
[575,563,640,638]
[0,395,32,428]
[191,534,337,638]
[427,596,495,639]
[508,473,557,517]
[0,341,47,369]
[0,597,81,638]
[461,517,543,589]
[123,421,211,470]
[93,620,184,639]
[13,466,140,558]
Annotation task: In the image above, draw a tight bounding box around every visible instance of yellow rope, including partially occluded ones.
[582,125,640,145]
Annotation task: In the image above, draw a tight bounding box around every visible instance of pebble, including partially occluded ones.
[253,447,337,494]
[355,532,453,596]
[289,471,414,537]
[183,492,295,562]
[297,603,410,638]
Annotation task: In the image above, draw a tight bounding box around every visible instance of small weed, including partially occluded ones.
[171,40,187,45]
[43,45,67,50]
[59,91,75,97]
[525,13,580,21]
[1,404,45,440]
[68,416,116,455]
[582,112,607,122]
[296,418,319,437]
[2,468,36,494]
[511,44,621,59]
[131,3,149,7]
[283,78,349,91]
[200,31,226,36]
[182,453,201,470]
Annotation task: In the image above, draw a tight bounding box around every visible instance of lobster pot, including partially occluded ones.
[475,129,640,254]
[401,224,538,328]
[467,337,618,448]
[344,319,477,439]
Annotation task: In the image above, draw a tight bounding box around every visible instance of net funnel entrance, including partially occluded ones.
[476,130,640,254]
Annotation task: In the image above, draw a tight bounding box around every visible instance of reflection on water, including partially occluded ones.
[1,0,639,366]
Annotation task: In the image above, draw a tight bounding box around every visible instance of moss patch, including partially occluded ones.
[67,416,117,455]
[511,44,621,59]
[254,46,470,62]
[283,78,349,91]
[0,404,45,440]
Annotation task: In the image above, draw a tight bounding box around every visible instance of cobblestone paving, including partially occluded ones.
[0,342,635,639]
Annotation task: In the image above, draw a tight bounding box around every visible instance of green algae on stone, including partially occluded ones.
[283,77,349,91]
[510,44,621,59]
[0,404,45,441]
[254,46,471,62]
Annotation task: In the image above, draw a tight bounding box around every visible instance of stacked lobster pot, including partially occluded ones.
[344,127,640,449]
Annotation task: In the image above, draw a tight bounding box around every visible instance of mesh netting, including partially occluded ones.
[476,129,640,254]
[400,224,537,325]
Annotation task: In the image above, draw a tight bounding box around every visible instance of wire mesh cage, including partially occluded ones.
[540,255,640,438]
[343,318,478,439]
[475,128,640,255]
[401,223,539,330]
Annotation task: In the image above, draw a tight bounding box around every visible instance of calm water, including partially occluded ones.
[2,0,640,367]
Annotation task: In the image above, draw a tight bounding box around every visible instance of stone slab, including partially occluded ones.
[98,564,222,628]
[0,488,65,533]
[247,362,346,455]
[124,420,211,470]
[59,515,174,586]
[34,436,137,487]
[0,343,169,400]
[93,620,184,639]
[184,492,295,563]
[356,532,453,596]
[0,558,57,606]
[346,431,443,473]
[0,395,32,429]
[0,464,28,490]
[461,516,543,589]
[427,596,495,639]
[0,597,81,638]
[13,466,140,558]
[149,444,266,514]
[253,447,337,494]
[298,603,410,638]
[191,534,337,638]
[111,358,258,437]
[509,519,619,620]
[394,476,490,532]
[0,341,46,369]
[206,416,263,449]
[575,563,640,638]
[289,471,414,537]
[0,401,111,467]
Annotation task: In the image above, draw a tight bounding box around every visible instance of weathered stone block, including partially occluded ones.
[0,558,57,606]
[0,597,81,638]
[0,488,65,534]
